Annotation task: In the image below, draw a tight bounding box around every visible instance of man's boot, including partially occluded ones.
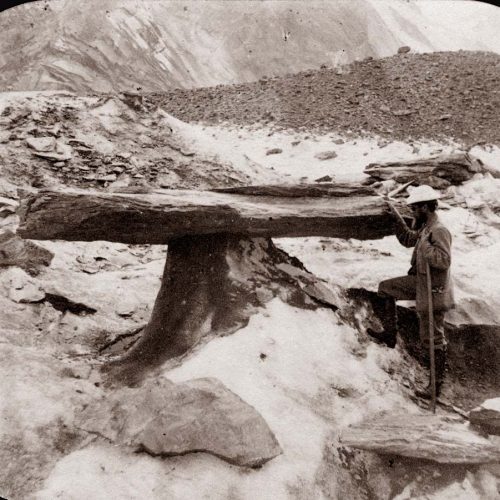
[366,297,398,348]
[415,347,447,399]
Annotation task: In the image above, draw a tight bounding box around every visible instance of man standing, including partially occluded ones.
[367,185,454,399]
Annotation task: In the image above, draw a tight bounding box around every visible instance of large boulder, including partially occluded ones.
[78,377,282,467]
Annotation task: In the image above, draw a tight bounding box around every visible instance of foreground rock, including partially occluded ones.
[18,185,394,243]
[0,230,54,274]
[78,377,281,467]
[364,152,498,188]
[340,414,500,464]
[470,398,500,436]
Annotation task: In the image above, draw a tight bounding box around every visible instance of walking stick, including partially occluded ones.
[425,260,437,413]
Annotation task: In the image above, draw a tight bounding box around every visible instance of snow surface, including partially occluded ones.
[199,124,465,184]
[483,398,500,412]
[36,299,416,499]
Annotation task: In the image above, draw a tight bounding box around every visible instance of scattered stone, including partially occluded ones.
[26,136,56,152]
[470,398,500,436]
[291,140,301,146]
[439,114,452,120]
[314,150,337,161]
[116,304,137,318]
[266,148,283,155]
[108,175,133,191]
[75,255,101,274]
[54,162,65,168]
[314,175,334,183]
[333,138,345,145]
[380,105,391,113]
[33,140,72,161]
[78,377,282,467]
[156,172,181,188]
[398,46,411,54]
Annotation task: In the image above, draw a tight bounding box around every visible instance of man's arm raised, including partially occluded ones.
[385,200,419,248]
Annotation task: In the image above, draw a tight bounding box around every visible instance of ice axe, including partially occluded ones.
[425,260,437,413]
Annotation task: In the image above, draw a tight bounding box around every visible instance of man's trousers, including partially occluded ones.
[378,275,447,350]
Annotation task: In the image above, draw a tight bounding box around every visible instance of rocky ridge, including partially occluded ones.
[150,51,500,143]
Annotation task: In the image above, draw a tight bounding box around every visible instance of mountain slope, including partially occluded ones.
[1,0,500,92]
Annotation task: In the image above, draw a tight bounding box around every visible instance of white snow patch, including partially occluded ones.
[37,299,416,499]
[482,398,500,412]
[158,113,283,183]
[200,125,461,184]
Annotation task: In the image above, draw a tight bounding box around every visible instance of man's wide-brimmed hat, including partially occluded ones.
[406,185,441,205]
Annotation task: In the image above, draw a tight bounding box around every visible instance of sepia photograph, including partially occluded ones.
[0,0,499,498]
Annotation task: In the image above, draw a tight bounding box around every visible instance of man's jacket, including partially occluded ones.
[395,213,455,313]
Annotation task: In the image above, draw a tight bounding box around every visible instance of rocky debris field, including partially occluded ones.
[150,51,500,144]
[0,92,278,193]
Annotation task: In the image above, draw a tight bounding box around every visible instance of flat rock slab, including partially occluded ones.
[364,152,497,187]
[340,413,500,464]
[78,377,282,467]
[17,185,394,243]
[470,398,500,436]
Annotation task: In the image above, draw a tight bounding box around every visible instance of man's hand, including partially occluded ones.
[384,199,407,226]
[384,199,398,217]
